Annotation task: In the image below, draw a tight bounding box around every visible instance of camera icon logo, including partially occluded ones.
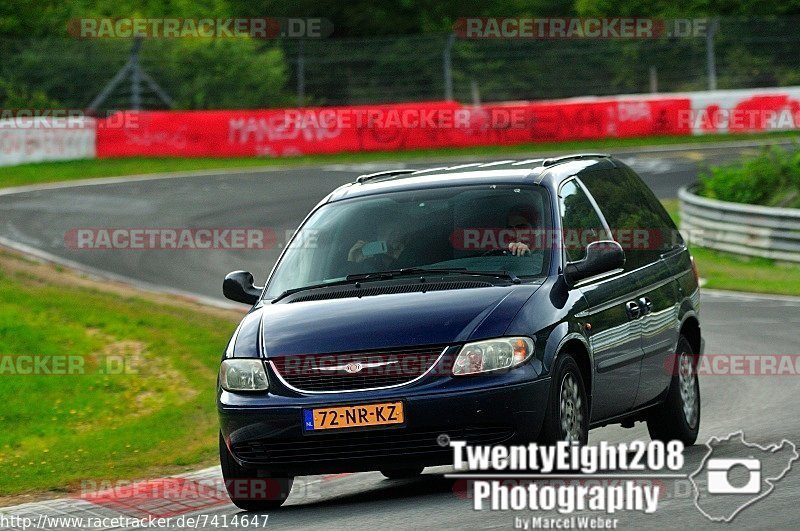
[690,431,798,522]
[706,458,761,494]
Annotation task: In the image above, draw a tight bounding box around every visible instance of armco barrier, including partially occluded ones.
[679,185,800,263]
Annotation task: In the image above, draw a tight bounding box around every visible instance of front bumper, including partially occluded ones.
[218,373,550,476]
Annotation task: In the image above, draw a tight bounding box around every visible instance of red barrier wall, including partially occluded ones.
[96,97,692,158]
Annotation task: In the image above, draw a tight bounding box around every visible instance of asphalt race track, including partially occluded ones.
[0,142,784,303]
[1,142,799,529]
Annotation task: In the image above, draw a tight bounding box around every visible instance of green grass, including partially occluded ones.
[0,254,239,496]
[2,130,799,189]
[688,247,800,295]
[661,199,800,296]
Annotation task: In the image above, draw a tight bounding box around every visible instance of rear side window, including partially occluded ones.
[559,180,606,262]
[579,165,680,271]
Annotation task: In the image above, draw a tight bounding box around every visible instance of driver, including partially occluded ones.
[505,204,537,256]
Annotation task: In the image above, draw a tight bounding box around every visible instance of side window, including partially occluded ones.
[559,180,606,263]
[579,166,679,271]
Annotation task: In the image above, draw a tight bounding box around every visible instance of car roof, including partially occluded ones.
[327,153,618,202]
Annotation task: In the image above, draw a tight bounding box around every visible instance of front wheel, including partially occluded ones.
[219,433,294,511]
[539,354,589,445]
[646,336,700,445]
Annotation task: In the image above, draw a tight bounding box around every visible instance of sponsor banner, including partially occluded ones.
[5,86,800,166]
[0,116,95,167]
[95,97,691,158]
[687,86,800,134]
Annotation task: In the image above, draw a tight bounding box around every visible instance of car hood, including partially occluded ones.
[255,284,542,356]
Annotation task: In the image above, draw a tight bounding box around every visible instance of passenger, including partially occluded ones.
[347,225,409,267]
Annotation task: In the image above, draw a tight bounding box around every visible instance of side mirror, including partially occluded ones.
[223,271,263,305]
[563,240,625,286]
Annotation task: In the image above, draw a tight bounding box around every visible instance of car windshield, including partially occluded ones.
[264,184,552,298]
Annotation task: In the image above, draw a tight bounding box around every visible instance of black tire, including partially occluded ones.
[219,433,294,511]
[539,353,589,446]
[380,467,424,480]
[647,336,700,445]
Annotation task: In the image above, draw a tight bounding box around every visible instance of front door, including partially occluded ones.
[559,178,642,421]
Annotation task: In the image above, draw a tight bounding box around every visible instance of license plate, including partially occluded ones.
[303,401,404,431]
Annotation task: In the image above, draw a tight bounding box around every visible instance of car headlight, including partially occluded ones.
[219,359,269,391]
[452,337,534,376]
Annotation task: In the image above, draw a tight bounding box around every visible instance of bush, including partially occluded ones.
[0,77,61,108]
[699,144,800,208]
[1,38,293,112]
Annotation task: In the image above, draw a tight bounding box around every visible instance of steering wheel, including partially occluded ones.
[480,249,510,257]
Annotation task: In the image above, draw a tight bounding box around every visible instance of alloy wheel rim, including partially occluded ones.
[560,372,585,442]
[678,350,699,429]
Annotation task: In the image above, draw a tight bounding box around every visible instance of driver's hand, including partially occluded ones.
[508,241,530,256]
[348,240,366,262]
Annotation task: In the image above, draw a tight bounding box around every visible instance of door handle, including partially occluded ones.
[625,301,641,319]
[639,297,653,315]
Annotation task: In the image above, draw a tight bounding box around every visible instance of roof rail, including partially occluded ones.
[355,169,417,184]
[542,153,611,167]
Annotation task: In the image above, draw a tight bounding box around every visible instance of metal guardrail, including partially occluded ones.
[678,185,800,263]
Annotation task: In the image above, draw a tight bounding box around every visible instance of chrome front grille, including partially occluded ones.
[269,346,447,393]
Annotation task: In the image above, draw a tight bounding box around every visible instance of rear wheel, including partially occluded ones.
[539,354,589,445]
[380,467,424,480]
[647,336,700,445]
[219,433,294,511]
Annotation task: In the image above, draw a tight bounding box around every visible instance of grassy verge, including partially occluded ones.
[2,130,799,189]
[662,199,800,296]
[0,250,242,503]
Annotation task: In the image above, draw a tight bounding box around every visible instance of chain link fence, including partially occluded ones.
[1,18,800,113]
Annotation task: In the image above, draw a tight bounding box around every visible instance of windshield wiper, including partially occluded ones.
[346,267,521,284]
[272,267,521,304]
[270,278,365,303]
[272,271,438,303]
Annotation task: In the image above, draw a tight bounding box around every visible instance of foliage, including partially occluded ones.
[0,78,61,108]
[699,144,800,208]
[2,3,800,108]
[0,37,291,112]
[144,39,292,109]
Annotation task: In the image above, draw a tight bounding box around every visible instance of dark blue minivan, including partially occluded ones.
[217,155,703,510]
